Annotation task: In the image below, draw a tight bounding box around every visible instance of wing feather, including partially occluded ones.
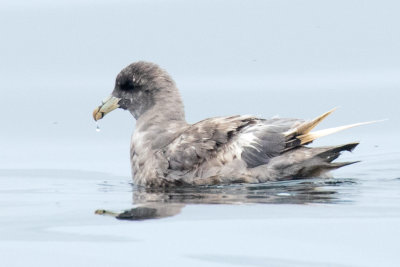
[165,116,255,170]
[165,116,304,170]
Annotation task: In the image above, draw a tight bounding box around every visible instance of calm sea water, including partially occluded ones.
[1,154,399,267]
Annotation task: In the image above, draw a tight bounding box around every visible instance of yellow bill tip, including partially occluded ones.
[93,107,103,121]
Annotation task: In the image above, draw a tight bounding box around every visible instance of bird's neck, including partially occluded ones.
[133,100,187,150]
[135,87,186,125]
[136,105,186,129]
[132,86,187,150]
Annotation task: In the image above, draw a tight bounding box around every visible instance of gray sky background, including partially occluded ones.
[1,0,399,173]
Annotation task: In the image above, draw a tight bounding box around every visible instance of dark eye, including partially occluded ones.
[119,80,134,91]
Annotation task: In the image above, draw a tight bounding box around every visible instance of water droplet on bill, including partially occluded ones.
[96,123,101,132]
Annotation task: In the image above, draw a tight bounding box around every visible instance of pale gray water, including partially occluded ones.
[1,0,400,266]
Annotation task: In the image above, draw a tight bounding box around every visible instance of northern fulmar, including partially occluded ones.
[93,61,373,187]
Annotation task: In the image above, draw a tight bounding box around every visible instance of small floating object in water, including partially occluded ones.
[96,122,101,132]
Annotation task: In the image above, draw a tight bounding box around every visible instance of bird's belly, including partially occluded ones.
[165,158,260,185]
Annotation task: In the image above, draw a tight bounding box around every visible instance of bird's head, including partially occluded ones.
[93,61,180,121]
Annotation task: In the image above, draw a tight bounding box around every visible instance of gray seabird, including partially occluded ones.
[93,61,374,187]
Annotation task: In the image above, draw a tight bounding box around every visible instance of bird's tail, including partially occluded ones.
[270,142,360,179]
[294,142,360,178]
[274,108,383,178]
[284,108,382,147]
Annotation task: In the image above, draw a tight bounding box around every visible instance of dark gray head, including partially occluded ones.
[93,61,185,121]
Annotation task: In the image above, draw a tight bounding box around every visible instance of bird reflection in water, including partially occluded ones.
[95,178,356,221]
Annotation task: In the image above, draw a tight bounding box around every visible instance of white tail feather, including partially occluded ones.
[284,107,337,137]
[298,120,384,145]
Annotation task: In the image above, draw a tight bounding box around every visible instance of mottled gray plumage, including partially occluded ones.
[95,61,361,187]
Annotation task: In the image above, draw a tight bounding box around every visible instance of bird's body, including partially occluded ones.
[93,61,371,187]
[130,114,358,187]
